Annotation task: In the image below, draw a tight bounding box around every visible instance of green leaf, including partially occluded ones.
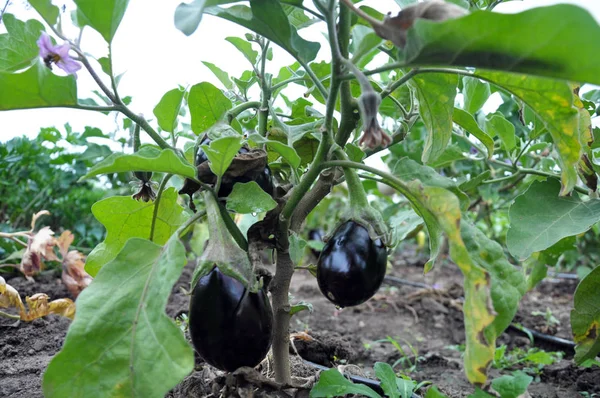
[29,0,59,25]
[485,113,515,152]
[0,14,45,73]
[201,135,243,177]
[507,179,600,260]
[0,61,77,110]
[84,188,187,275]
[467,388,495,398]
[289,232,307,266]
[452,108,494,159]
[425,386,449,398]
[205,1,320,64]
[463,76,490,115]
[290,301,312,316]
[351,25,383,63]
[202,61,234,90]
[153,87,186,133]
[81,146,196,181]
[226,181,277,214]
[490,371,533,398]
[248,133,301,169]
[459,170,491,193]
[401,5,600,85]
[395,378,416,398]
[570,265,600,364]
[461,221,526,341]
[225,36,259,65]
[476,71,580,195]
[174,0,237,36]
[390,157,469,210]
[73,0,130,43]
[188,81,232,134]
[345,142,366,162]
[410,73,458,164]
[374,362,399,398]
[309,368,382,398]
[388,207,423,243]
[43,237,193,398]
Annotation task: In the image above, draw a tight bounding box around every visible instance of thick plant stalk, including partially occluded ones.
[270,251,294,384]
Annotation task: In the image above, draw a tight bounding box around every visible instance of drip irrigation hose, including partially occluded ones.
[303,359,422,398]
[507,324,576,351]
[547,271,579,280]
[383,275,433,290]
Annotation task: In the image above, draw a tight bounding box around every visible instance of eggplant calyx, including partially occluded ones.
[191,191,258,292]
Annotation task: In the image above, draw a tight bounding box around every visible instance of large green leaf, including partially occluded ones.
[350,25,383,64]
[485,113,515,152]
[81,146,196,180]
[248,133,301,169]
[390,157,469,210]
[452,107,494,158]
[309,369,382,398]
[0,61,77,110]
[188,82,232,134]
[0,14,45,73]
[226,181,277,214]
[373,362,400,398]
[174,0,238,36]
[463,76,490,115]
[401,5,600,85]
[410,73,458,164]
[461,222,526,341]
[477,71,580,194]
[205,0,320,64]
[73,0,130,42]
[507,180,600,260]
[28,0,59,25]
[43,236,193,398]
[570,266,600,364]
[201,135,243,177]
[225,36,259,65]
[84,188,187,275]
[153,87,186,133]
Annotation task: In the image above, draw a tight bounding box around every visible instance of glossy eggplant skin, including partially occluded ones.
[188,267,273,372]
[317,221,387,308]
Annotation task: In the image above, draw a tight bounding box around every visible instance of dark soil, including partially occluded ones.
[1,244,598,398]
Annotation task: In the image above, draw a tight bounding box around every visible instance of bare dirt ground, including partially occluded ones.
[1,244,598,397]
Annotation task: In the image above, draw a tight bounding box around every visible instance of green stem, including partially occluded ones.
[177,210,207,239]
[340,64,471,81]
[108,44,122,105]
[215,195,248,251]
[0,310,20,320]
[380,69,419,99]
[65,104,119,112]
[271,76,307,92]
[482,172,520,185]
[257,40,272,136]
[150,174,173,241]
[298,59,328,99]
[334,149,369,209]
[226,101,261,123]
[117,105,172,150]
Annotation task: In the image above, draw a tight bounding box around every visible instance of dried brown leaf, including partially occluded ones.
[62,250,92,298]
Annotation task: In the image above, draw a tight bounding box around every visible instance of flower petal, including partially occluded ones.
[36,32,53,58]
[55,42,71,58]
[57,58,82,75]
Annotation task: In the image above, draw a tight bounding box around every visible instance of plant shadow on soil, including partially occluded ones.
[1,244,598,397]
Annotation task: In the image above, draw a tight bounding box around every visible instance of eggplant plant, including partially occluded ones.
[2,0,600,397]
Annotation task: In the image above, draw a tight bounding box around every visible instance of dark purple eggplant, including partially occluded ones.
[188,267,273,372]
[317,220,387,308]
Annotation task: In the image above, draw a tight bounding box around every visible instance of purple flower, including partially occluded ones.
[37,32,82,76]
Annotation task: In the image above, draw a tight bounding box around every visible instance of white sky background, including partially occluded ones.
[1,0,600,143]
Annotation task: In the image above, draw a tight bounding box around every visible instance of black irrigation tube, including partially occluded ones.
[507,324,576,351]
[383,276,432,290]
[303,359,422,398]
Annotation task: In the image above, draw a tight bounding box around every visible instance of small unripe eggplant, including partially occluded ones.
[188,267,273,371]
[317,220,387,308]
